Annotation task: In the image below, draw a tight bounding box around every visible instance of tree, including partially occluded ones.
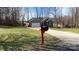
[0,7,23,26]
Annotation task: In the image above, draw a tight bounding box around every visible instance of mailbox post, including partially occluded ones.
[40,26,45,47]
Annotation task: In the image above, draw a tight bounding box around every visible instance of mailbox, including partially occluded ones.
[41,25,48,31]
[41,18,49,31]
[40,18,49,47]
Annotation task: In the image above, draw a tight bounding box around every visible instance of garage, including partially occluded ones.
[32,23,40,27]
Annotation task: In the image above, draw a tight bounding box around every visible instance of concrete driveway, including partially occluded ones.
[46,29,79,45]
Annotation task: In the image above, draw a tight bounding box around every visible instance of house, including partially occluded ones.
[27,17,43,27]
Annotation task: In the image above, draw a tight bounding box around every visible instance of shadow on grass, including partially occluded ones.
[0,33,40,51]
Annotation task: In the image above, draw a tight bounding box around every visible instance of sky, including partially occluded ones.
[22,7,69,20]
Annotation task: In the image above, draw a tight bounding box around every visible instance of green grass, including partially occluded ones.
[52,28,79,34]
[0,27,76,51]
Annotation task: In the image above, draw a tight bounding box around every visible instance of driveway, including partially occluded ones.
[47,29,79,45]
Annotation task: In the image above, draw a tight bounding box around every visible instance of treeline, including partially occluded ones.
[65,7,79,28]
[53,7,79,28]
[0,7,25,26]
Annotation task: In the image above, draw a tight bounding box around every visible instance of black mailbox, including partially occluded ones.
[41,25,48,31]
[41,18,49,31]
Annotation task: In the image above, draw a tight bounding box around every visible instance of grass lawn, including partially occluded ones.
[0,27,75,51]
[52,28,79,34]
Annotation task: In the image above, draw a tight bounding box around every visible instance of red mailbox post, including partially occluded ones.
[40,25,48,47]
[40,28,45,47]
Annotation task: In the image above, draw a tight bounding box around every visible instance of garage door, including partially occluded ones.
[32,23,40,27]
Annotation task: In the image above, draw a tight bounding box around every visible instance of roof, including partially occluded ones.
[27,17,55,23]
